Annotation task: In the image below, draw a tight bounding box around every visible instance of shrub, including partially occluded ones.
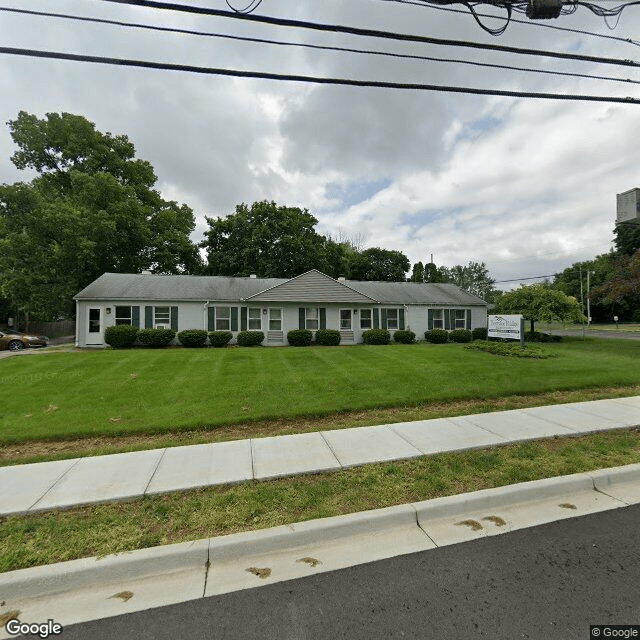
[315,329,341,346]
[104,324,138,348]
[472,327,488,340]
[393,330,416,344]
[465,341,555,359]
[177,329,208,348]
[137,328,176,348]
[449,329,473,343]
[237,330,265,346]
[208,331,233,348]
[362,329,390,345]
[424,328,449,344]
[525,331,562,343]
[287,329,313,346]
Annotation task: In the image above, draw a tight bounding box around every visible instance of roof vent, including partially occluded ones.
[141,270,152,275]
[338,276,346,281]
[249,274,257,279]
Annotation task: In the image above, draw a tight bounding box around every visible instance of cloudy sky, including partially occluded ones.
[1,0,639,287]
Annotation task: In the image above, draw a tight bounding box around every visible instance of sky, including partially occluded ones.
[1,0,639,289]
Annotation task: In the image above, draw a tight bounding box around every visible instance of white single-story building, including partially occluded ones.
[73,269,488,347]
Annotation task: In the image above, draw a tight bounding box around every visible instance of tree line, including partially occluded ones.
[0,111,502,324]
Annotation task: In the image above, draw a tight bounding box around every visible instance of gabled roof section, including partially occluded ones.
[245,270,377,303]
[74,273,287,301]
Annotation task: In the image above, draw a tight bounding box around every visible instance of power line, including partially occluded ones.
[3,7,638,86]
[2,46,639,104]
[96,0,640,68]
[494,273,559,282]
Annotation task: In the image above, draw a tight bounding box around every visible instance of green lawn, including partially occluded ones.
[1,338,640,444]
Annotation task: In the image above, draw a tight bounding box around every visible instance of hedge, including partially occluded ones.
[424,329,448,344]
[137,328,176,348]
[315,329,341,346]
[525,331,562,343]
[208,331,233,348]
[472,327,488,340]
[177,329,208,348]
[237,331,265,346]
[287,329,313,346]
[362,329,390,345]
[393,330,415,344]
[104,325,138,348]
[448,329,473,343]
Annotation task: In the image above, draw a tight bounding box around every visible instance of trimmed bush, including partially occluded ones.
[525,330,562,343]
[237,330,265,347]
[287,329,313,346]
[449,329,473,343]
[177,329,208,348]
[465,341,555,359]
[472,327,488,341]
[137,328,176,348]
[362,329,390,345]
[424,329,449,344]
[208,331,233,348]
[393,330,416,344]
[315,329,341,346]
[104,324,138,348]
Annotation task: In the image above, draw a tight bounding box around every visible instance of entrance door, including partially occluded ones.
[87,308,104,345]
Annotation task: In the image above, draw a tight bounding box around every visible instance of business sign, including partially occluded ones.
[488,315,524,341]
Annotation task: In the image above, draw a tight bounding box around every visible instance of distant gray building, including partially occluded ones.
[74,270,488,347]
[616,188,640,224]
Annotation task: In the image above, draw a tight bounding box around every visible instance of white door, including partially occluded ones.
[87,307,104,345]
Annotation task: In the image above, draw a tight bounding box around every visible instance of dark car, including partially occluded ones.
[0,329,48,351]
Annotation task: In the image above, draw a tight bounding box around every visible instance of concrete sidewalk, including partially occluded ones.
[1,396,639,517]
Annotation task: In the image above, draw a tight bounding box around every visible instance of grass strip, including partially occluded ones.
[2,428,640,574]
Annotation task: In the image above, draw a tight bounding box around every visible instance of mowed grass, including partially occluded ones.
[2,428,639,573]
[1,338,640,444]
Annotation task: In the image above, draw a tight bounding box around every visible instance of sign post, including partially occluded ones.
[488,315,525,347]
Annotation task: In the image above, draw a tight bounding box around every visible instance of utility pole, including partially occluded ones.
[586,271,594,326]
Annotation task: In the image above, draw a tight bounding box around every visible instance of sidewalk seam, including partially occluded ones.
[318,431,343,468]
[142,448,168,495]
[27,457,83,512]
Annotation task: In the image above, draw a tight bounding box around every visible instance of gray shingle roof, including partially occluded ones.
[74,271,487,306]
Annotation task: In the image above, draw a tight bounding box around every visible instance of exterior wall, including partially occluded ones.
[75,300,487,347]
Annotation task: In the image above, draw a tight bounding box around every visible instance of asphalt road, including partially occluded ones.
[548,329,640,340]
[53,504,640,640]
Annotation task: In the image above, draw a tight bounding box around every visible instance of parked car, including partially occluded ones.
[0,329,48,351]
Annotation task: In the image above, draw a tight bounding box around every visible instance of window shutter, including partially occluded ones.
[444,309,451,330]
[241,307,247,331]
[320,308,326,330]
[145,306,153,329]
[428,309,434,330]
[207,307,215,331]
[399,308,405,330]
[299,307,305,329]
[466,309,471,329]
[170,306,178,332]
[381,308,388,329]
[373,308,379,329]
[132,306,140,328]
[231,307,239,332]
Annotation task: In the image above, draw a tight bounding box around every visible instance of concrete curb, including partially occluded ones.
[2,464,640,635]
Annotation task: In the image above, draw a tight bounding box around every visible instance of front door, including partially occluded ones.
[87,307,103,345]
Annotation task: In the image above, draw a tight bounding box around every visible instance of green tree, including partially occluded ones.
[494,283,585,333]
[348,247,410,282]
[409,261,425,282]
[440,261,499,302]
[0,111,202,320]
[591,250,640,315]
[423,262,444,283]
[200,200,347,278]
[613,220,640,257]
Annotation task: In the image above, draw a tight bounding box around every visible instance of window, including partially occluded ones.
[386,309,399,330]
[269,308,282,331]
[360,309,372,330]
[154,306,170,326]
[248,308,261,330]
[454,309,466,329]
[115,306,132,326]
[88,308,100,333]
[340,309,352,330]
[215,306,231,331]
[433,309,444,329]
[305,307,319,330]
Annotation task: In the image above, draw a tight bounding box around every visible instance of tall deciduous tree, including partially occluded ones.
[440,261,499,302]
[348,247,410,282]
[494,283,585,332]
[0,112,201,320]
[613,221,640,257]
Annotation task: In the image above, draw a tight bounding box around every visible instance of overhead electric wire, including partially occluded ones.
[2,46,639,104]
[96,0,640,69]
[3,7,638,87]
[375,0,640,46]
